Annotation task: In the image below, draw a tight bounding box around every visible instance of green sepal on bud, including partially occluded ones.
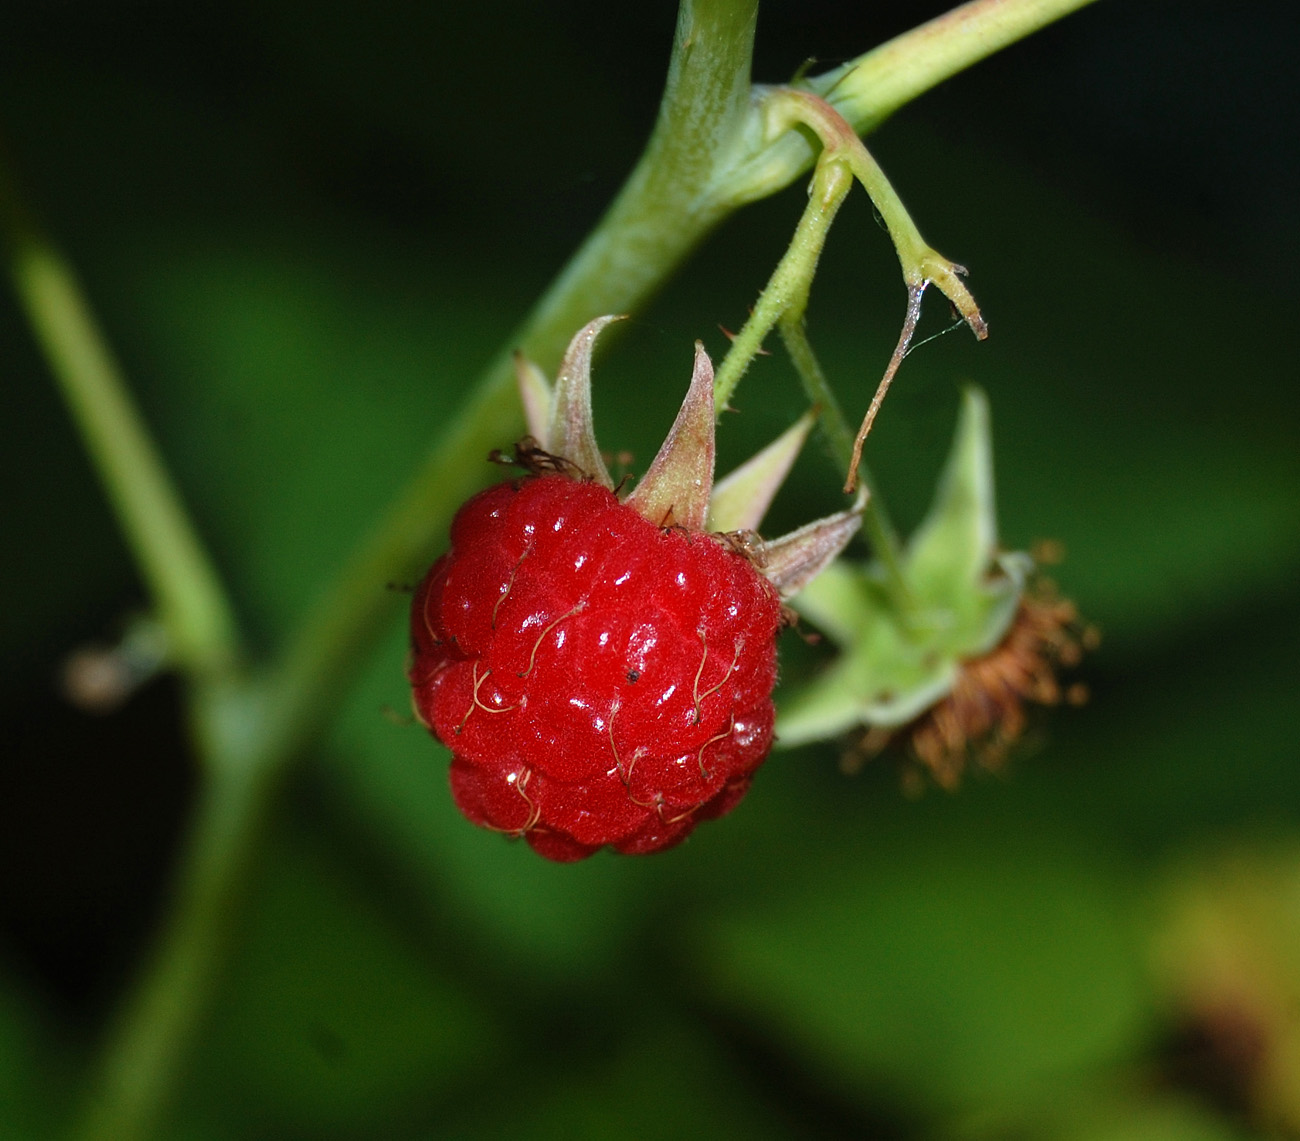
[778,388,1036,748]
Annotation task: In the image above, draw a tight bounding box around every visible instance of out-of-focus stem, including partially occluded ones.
[816,0,1101,135]
[0,162,241,682]
[77,698,272,1141]
[710,0,1102,205]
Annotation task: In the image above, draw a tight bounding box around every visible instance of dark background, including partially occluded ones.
[2,2,1298,1137]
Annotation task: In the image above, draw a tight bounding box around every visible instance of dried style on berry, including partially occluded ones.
[409,318,862,861]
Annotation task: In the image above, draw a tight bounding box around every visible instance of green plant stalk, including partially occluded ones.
[710,0,1100,206]
[0,175,240,683]
[817,0,1100,134]
[757,88,988,497]
[712,160,851,412]
[774,88,983,322]
[77,687,272,1141]
[0,2,1101,1139]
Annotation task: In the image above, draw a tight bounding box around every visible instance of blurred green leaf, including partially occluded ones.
[184,818,497,1136]
[442,1015,792,1141]
[692,811,1151,1116]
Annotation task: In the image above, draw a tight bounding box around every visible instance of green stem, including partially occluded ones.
[778,89,984,328]
[706,155,911,606]
[712,159,851,411]
[0,164,240,682]
[709,115,940,601]
[709,0,1101,206]
[816,0,1102,134]
[758,89,988,493]
[77,690,273,1141]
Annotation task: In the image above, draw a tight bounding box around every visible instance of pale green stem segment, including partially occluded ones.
[816,0,1100,134]
[0,171,240,683]
[710,0,1100,205]
[77,691,272,1141]
[768,90,984,323]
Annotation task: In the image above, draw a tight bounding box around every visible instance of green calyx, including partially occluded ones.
[778,386,1030,746]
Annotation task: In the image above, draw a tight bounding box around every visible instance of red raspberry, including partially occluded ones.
[410,474,782,861]
[408,318,861,861]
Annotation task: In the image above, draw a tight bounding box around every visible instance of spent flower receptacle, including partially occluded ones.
[778,387,1091,786]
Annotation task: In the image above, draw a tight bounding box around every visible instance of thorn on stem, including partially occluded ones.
[718,324,770,354]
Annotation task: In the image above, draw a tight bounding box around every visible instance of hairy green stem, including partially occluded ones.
[711,0,1101,205]
[712,160,851,411]
[707,155,913,606]
[756,88,987,495]
[711,105,953,600]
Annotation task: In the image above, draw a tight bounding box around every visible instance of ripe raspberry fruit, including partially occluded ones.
[411,475,782,860]
[409,317,863,861]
